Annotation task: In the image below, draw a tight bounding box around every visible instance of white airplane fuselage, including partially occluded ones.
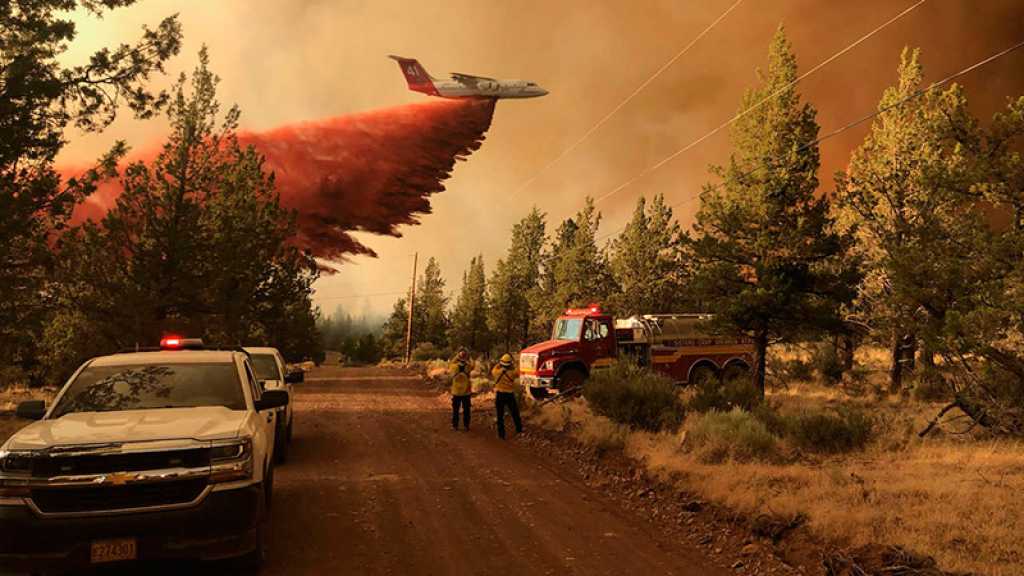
[389,55,548,100]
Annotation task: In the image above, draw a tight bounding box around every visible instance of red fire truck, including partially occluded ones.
[518,306,754,398]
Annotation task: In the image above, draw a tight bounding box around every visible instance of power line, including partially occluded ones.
[596,36,1024,242]
[507,0,745,198]
[593,0,928,205]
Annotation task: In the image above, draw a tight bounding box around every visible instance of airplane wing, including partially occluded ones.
[451,72,497,83]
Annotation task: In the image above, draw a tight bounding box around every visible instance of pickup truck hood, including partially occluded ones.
[521,339,577,357]
[3,407,247,451]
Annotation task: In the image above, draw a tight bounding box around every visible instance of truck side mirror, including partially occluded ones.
[16,400,46,420]
[255,389,289,411]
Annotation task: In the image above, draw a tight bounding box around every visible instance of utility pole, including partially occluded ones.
[404,252,418,364]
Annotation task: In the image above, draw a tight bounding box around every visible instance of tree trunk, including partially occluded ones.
[889,330,903,394]
[838,332,855,372]
[752,331,769,399]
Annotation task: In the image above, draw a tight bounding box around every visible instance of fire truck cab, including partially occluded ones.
[519,307,753,399]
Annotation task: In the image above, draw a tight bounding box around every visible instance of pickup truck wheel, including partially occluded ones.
[558,367,586,391]
[274,422,289,464]
[238,475,270,571]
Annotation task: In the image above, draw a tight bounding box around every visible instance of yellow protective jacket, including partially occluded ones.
[449,362,472,396]
[491,365,518,393]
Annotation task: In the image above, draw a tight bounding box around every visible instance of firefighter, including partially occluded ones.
[491,353,522,439]
[449,348,472,430]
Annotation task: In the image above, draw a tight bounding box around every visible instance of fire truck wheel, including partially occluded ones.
[529,387,550,400]
[558,367,586,391]
[689,365,718,388]
[721,363,750,384]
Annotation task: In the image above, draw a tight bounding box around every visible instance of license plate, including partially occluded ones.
[90,538,137,563]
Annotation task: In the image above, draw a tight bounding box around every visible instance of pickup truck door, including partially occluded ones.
[243,359,275,468]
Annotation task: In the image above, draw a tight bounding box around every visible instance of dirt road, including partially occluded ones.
[262,366,729,575]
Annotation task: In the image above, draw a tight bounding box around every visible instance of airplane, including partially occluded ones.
[388,55,548,99]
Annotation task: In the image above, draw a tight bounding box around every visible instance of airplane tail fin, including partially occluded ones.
[388,55,440,96]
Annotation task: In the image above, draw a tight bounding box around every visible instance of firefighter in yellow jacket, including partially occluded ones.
[491,353,522,439]
[449,349,472,430]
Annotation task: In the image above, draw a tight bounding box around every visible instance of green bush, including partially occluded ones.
[687,408,780,463]
[689,367,761,413]
[783,358,815,382]
[584,360,684,432]
[784,407,874,454]
[911,369,952,402]
[811,344,845,385]
[411,342,448,361]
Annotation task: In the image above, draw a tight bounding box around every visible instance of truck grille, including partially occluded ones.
[520,354,537,372]
[31,448,210,477]
[31,478,208,514]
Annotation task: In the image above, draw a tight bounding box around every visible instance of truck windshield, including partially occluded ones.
[50,363,246,418]
[250,354,280,381]
[552,318,583,341]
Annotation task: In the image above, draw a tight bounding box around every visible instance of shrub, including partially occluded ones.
[689,368,761,413]
[411,342,448,361]
[783,358,815,382]
[577,417,628,454]
[911,369,952,402]
[584,360,684,432]
[811,344,845,385]
[686,408,780,463]
[785,407,874,454]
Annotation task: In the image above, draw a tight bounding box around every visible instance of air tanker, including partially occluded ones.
[389,55,548,99]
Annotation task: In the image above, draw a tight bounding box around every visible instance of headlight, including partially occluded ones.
[209,439,253,483]
[0,451,32,474]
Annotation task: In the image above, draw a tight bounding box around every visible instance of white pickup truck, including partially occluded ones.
[0,339,288,571]
[244,346,303,464]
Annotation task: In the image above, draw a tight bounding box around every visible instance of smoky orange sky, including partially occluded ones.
[60,0,1024,319]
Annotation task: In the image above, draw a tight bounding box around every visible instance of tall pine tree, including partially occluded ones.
[608,194,688,315]
[449,255,490,353]
[687,27,857,397]
[488,208,546,349]
[834,48,982,393]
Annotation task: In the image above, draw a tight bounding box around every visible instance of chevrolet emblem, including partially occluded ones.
[101,472,139,486]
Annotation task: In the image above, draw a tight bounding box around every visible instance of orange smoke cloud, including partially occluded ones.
[66,98,497,260]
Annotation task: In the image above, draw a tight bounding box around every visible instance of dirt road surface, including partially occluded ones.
[260,365,728,575]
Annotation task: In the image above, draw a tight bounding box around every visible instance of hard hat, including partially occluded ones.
[499,353,514,368]
[456,349,469,363]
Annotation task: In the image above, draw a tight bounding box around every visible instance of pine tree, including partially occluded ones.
[44,49,320,374]
[413,257,449,349]
[449,255,490,353]
[488,208,547,349]
[529,198,614,339]
[687,27,858,397]
[0,2,182,378]
[833,48,982,393]
[608,194,688,315]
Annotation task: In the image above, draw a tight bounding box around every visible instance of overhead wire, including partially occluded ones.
[507,0,746,198]
[592,0,929,205]
[595,36,1024,243]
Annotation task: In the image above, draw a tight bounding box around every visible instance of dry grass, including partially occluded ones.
[536,374,1024,576]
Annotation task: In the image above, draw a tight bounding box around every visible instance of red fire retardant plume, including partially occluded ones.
[66,98,497,260]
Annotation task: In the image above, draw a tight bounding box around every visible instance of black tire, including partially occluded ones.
[688,364,718,388]
[238,470,271,571]
[274,421,289,465]
[557,367,586,391]
[721,362,750,384]
[529,386,550,400]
